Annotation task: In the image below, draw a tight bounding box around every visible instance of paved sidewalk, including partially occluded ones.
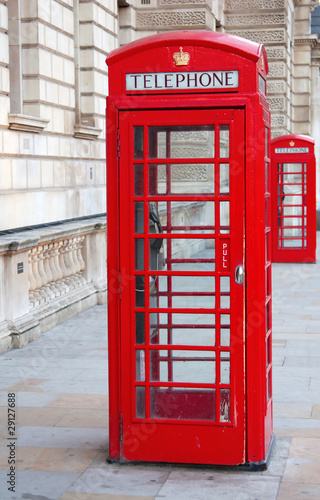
[1,245,320,499]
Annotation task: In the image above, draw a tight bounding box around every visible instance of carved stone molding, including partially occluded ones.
[136,10,214,29]
[268,96,286,111]
[74,124,102,140]
[225,13,285,27]
[268,62,287,78]
[229,29,286,44]
[160,0,207,4]
[271,114,287,127]
[265,47,286,59]
[267,80,286,94]
[225,0,285,9]
[294,34,318,47]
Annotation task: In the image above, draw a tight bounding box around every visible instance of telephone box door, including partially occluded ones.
[119,108,245,465]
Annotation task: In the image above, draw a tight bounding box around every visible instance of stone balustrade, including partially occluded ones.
[0,216,107,353]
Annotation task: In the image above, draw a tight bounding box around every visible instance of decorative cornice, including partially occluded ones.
[8,114,50,133]
[294,34,318,47]
[74,124,102,140]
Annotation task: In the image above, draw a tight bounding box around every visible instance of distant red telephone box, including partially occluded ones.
[106,31,273,468]
[271,135,316,263]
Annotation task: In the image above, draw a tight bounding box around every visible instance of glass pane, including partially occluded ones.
[135,239,144,270]
[135,202,144,233]
[283,239,303,248]
[136,349,145,382]
[283,207,303,216]
[220,389,230,422]
[155,201,215,234]
[282,195,302,206]
[283,163,303,174]
[219,125,229,158]
[220,276,230,309]
[149,126,215,159]
[136,386,145,418]
[220,352,230,384]
[150,387,216,420]
[151,238,215,272]
[135,277,145,307]
[219,163,229,194]
[220,313,230,347]
[150,326,215,346]
[134,126,144,159]
[149,164,214,195]
[151,275,215,309]
[150,349,216,383]
[135,312,145,344]
[220,201,230,234]
[134,164,144,196]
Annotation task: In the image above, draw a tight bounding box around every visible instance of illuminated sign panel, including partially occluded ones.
[126,71,239,91]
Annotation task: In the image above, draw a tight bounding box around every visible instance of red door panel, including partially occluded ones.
[119,108,245,465]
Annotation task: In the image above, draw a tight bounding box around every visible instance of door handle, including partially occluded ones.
[235,265,244,284]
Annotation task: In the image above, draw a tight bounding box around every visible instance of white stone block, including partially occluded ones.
[46,81,59,104]
[3,130,19,155]
[38,22,45,45]
[21,0,37,19]
[51,53,63,80]
[63,109,75,135]
[0,158,12,190]
[12,158,27,189]
[62,7,74,34]
[80,24,93,46]
[53,160,65,187]
[19,133,34,155]
[63,58,75,85]
[21,21,38,45]
[0,32,9,64]
[39,49,53,78]
[44,25,57,51]
[0,67,9,93]
[52,106,66,134]
[95,161,105,185]
[79,2,93,22]
[27,159,41,188]
[0,3,8,31]
[41,159,54,187]
[51,0,63,29]
[23,79,40,101]
[47,135,60,157]
[57,31,69,56]
[58,84,70,107]
[293,78,311,94]
[22,48,39,75]
[38,1,51,23]
[34,134,47,156]
[60,136,71,157]
[77,161,87,185]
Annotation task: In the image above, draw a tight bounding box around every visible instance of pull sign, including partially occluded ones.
[221,239,230,272]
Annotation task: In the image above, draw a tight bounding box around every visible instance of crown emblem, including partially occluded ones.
[289,141,295,147]
[173,47,190,66]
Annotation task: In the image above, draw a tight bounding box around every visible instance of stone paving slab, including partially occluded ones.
[0,242,320,499]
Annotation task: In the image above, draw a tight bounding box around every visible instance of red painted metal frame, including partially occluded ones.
[271,135,316,263]
[106,30,272,467]
[118,108,245,465]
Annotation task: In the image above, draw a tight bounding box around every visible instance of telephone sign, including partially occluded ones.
[106,30,273,468]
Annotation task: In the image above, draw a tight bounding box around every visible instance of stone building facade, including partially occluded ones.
[0,0,319,352]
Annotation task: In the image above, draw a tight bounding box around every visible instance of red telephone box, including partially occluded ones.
[106,31,273,468]
[271,135,316,263]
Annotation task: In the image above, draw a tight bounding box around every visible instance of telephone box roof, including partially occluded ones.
[106,30,268,74]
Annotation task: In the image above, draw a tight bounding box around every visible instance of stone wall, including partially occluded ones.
[0,0,117,351]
